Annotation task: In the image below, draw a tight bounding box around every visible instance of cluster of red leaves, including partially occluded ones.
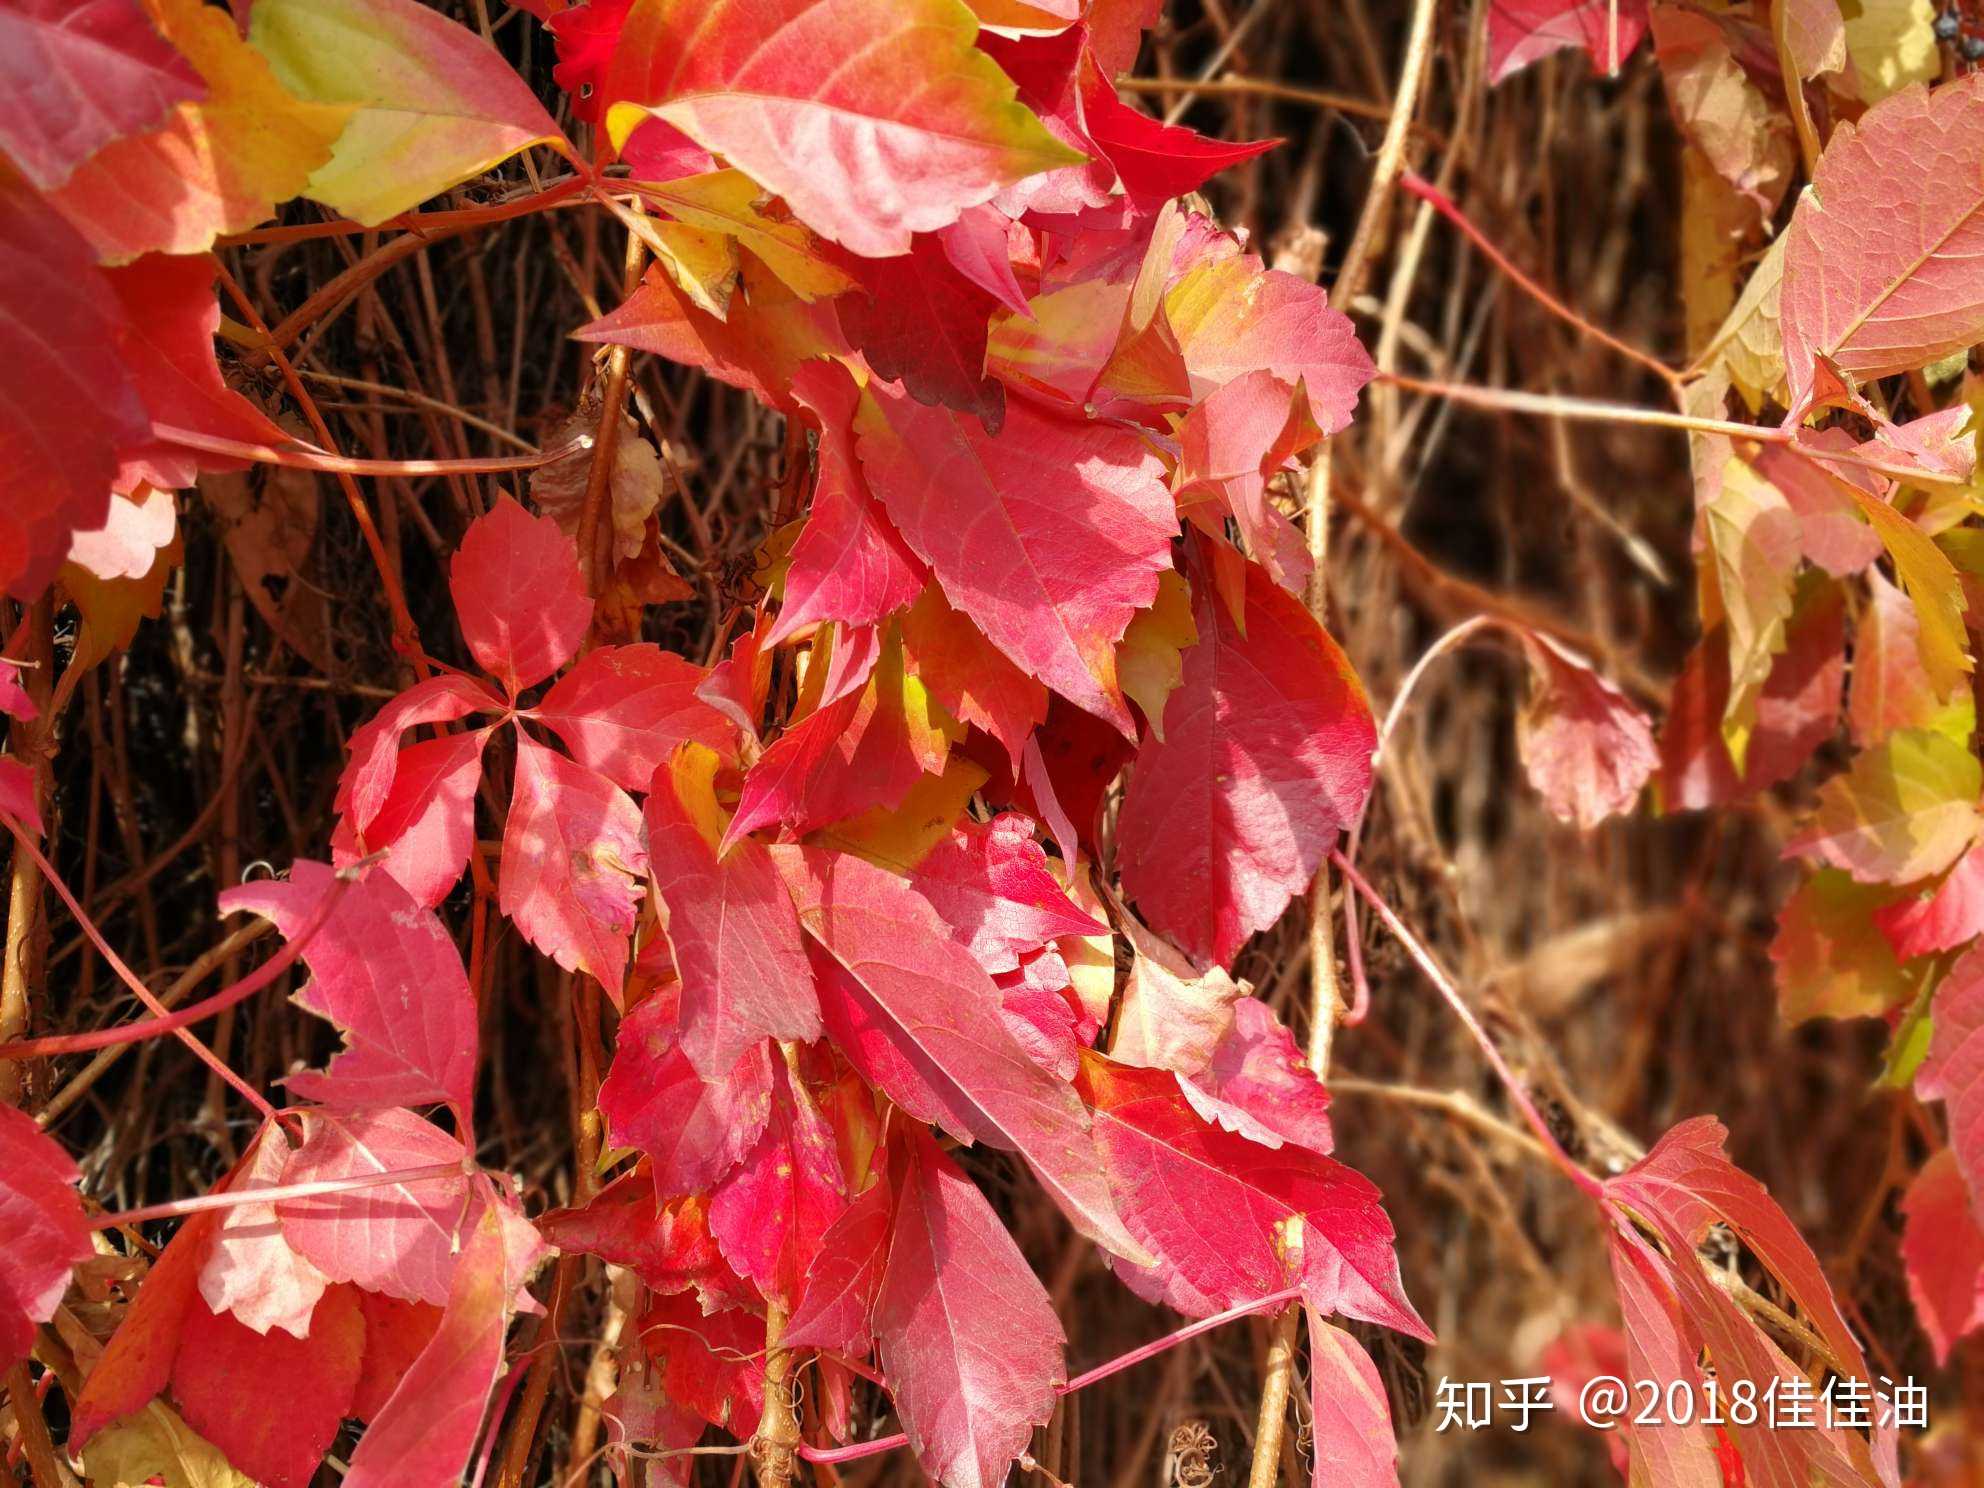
[3,0,1984,1483]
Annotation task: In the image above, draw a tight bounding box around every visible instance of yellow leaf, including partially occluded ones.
[51,0,349,260]
[645,171,857,303]
[1118,570,1197,739]
[1840,0,1940,102]
[83,1402,258,1488]
[1699,233,1788,413]
[818,755,991,870]
[1704,457,1801,767]
[251,0,567,224]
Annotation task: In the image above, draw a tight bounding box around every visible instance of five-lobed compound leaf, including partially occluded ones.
[1117,550,1376,967]
[0,1105,93,1371]
[1780,74,1984,413]
[250,0,568,225]
[0,0,202,189]
[601,0,1083,258]
[501,735,648,996]
[775,843,1150,1262]
[875,1126,1068,1488]
[856,379,1177,734]
[219,861,478,1119]
[448,497,592,696]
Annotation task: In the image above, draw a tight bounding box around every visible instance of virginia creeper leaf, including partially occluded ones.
[536,643,735,792]
[1783,726,1982,884]
[448,498,592,696]
[874,1127,1067,1488]
[1487,0,1650,80]
[1117,552,1376,967]
[1901,1147,1984,1363]
[1305,1311,1401,1488]
[708,1059,847,1308]
[909,813,1103,974]
[1513,630,1658,830]
[0,1105,92,1370]
[782,1175,892,1355]
[197,1127,331,1339]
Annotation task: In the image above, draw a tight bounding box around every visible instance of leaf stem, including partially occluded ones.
[91,1161,469,1229]
[1328,848,1606,1201]
[150,423,584,478]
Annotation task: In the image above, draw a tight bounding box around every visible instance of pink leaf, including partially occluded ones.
[65,488,175,581]
[170,1285,364,1488]
[1118,551,1376,967]
[709,1060,847,1308]
[0,758,42,836]
[331,729,487,908]
[770,362,928,646]
[1780,76,1984,414]
[0,661,36,723]
[1305,1311,1400,1488]
[874,1127,1068,1488]
[275,1109,477,1307]
[1076,1055,1429,1338]
[535,643,735,791]
[448,497,592,694]
[1921,945,1984,1225]
[0,1105,92,1371]
[1181,996,1334,1155]
[597,989,776,1198]
[1876,841,1984,959]
[910,813,1103,973]
[776,844,1149,1262]
[938,205,1032,317]
[1901,1148,1984,1364]
[342,1206,518,1488]
[0,0,202,188]
[856,381,1177,733]
[1514,631,1657,830]
[1486,0,1650,81]
[648,744,823,1072]
[334,672,501,840]
[1175,370,1321,593]
[637,1292,765,1435]
[219,862,478,1118]
[783,1175,892,1354]
[500,736,647,996]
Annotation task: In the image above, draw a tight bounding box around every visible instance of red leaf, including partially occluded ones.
[638,1291,765,1434]
[0,758,42,836]
[1305,1311,1400,1488]
[74,1208,220,1445]
[602,0,1081,257]
[539,1175,755,1310]
[448,497,592,695]
[535,643,735,792]
[1922,945,1984,1223]
[857,382,1177,732]
[351,1292,442,1424]
[900,583,1049,764]
[1118,552,1375,967]
[170,1285,364,1488]
[1513,631,1658,830]
[1780,76,1984,414]
[333,672,502,839]
[727,629,947,845]
[1901,1149,1984,1364]
[500,736,647,996]
[648,743,824,1071]
[330,729,488,908]
[342,1206,519,1488]
[0,661,35,723]
[874,1127,1067,1488]
[1175,370,1320,593]
[546,0,628,122]
[597,988,776,1197]
[0,1105,92,1370]
[1076,58,1276,206]
[275,1109,478,1307]
[1076,1054,1429,1338]
[770,362,928,646]
[1877,842,1984,959]
[776,844,1149,1261]
[104,253,289,494]
[709,1060,847,1308]
[219,861,478,1119]
[783,1175,892,1354]
[0,174,147,599]
[841,234,1008,433]
[910,813,1103,974]
[1182,996,1334,1155]
[0,0,202,188]
[1486,0,1650,81]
